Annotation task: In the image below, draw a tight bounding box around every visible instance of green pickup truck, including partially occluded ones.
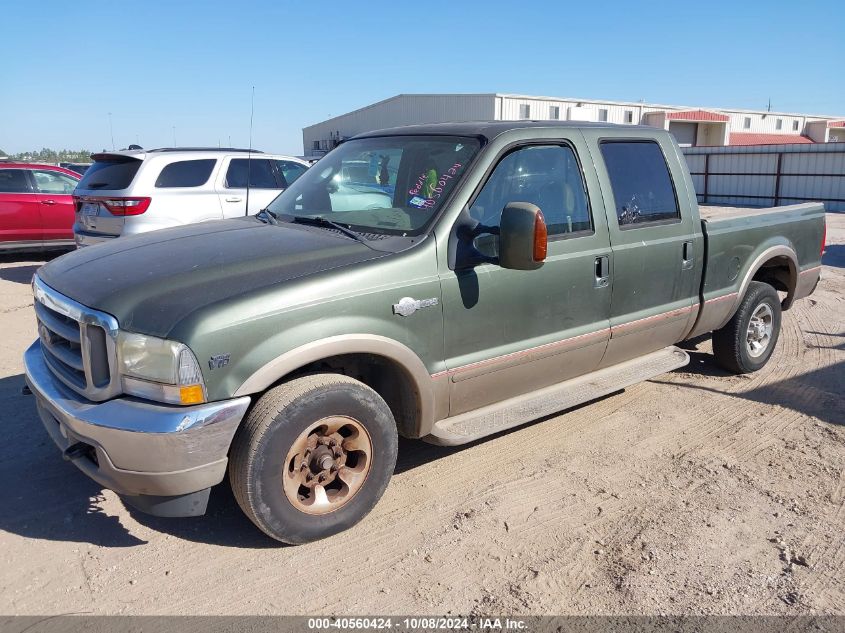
[23,121,826,543]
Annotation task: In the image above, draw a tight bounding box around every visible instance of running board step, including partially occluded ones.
[424,346,690,446]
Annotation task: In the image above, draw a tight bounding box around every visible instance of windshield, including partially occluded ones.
[267,135,481,236]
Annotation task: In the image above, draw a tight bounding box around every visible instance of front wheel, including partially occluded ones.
[712,281,782,374]
[229,373,398,544]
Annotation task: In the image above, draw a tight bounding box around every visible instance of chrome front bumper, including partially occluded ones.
[24,341,250,513]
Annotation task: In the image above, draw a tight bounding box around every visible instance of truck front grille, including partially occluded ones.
[33,276,121,401]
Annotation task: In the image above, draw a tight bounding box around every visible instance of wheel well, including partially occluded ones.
[751,255,796,308]
[286,353,421,438]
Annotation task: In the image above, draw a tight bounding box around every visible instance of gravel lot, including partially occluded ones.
[1,214,843,616]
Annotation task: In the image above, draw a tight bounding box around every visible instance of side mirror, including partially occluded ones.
[499,202,548,270]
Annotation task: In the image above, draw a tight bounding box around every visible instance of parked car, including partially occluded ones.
[72,148,309,247]
[0,163,79,252]
[59,163,92,176]
[24,121,824,543]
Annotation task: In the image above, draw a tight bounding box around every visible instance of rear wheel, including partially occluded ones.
[229,374,398,544]
[712,281,782,374]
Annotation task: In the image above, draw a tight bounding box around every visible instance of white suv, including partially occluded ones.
[72,148,309,247]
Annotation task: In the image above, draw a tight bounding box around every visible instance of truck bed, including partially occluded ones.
[689,201,826,339]
[699,202,821,223]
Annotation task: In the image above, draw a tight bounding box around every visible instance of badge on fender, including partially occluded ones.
[392,297,439,317]
[208,354,230,370]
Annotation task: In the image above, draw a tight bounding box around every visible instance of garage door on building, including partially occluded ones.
[668,122,698,147]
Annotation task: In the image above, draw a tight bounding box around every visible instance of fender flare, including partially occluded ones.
[720,244,798,329]
[233,334,436,437]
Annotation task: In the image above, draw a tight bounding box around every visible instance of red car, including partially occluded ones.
[0,163,79,252]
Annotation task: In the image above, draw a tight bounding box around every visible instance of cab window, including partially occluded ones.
[600,141,680,227]
[469,144,592,236]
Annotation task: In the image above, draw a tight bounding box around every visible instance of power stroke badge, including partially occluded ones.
[208,354,230,370]
[392,296,439,317]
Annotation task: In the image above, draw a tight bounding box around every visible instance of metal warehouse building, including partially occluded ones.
[303,93,845,156]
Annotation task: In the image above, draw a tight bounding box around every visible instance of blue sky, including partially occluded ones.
[1,0,842,155]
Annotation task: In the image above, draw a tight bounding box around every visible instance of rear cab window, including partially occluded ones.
[155,159,216,188]
[599,141,680,228]
[78,158,142,191]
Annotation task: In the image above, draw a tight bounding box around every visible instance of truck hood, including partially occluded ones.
[38,218,387,338]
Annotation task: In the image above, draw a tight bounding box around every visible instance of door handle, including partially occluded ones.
[225,197,243,203]
[682,240,694,270]
[594,255,610,289]
[40,199,56,205]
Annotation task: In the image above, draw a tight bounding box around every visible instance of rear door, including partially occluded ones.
[217,157,283,217]
[581,130,699,367]
[30,169,79,241]
[148,157,221,226]
[0,168,42,245]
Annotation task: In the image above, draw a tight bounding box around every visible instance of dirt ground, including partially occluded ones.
[0,214,842,616]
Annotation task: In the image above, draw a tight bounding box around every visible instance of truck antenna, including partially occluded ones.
[245,86,255,216]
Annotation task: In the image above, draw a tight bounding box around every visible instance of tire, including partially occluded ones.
[229,373,398,544]
[712,281,782,374]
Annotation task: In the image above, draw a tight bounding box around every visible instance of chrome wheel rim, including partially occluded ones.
[746,303,774,358]
[282,416,373,515]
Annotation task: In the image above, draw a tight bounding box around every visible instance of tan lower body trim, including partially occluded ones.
[434,327,610,380]
[794,265,822,303]
[705,291,739,305]
[611,304,693,337]
[435,302,700,379]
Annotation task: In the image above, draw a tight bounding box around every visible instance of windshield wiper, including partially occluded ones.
[255,208,278,225]
[288,215,372,247]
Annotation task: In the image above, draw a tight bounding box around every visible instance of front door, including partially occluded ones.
[440,138,612,416]
[581,132,699,367]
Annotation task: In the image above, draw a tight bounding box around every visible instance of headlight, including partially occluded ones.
[117,332,206,405]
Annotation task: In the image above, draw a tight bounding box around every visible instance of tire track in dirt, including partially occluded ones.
[750,281,845,612]
[803,464,845,609]
[794,269,845,610]
[658,292,838,465]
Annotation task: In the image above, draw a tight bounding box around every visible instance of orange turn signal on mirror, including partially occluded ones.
[533,212,548,262]
[179,384,205,405]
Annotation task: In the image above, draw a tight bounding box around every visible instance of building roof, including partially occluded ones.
[728,133,814,146]
[493,93,843,120]
[666,110,730,123]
